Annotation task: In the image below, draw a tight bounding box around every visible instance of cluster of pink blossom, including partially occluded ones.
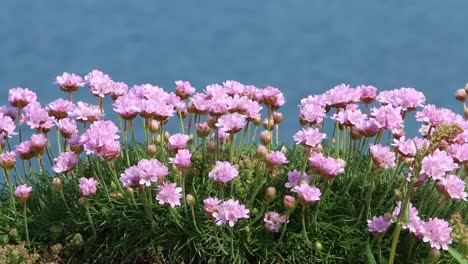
[205,198,250,227]
[79,120,121,160]
[119,158,169,187]
[15,134,48,160]
[14,184,32,202]
[369,144,396,169]
[308,152,345,179]
[263,212,288,232]
[208,161,239,183]
[156,182,183,208]
[79,177,99,197]
[52,151,79,173]
[292,183,321,205]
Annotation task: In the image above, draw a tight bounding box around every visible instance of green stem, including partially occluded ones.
[301,205,311,244]
[56,128,62,154]
[85,203,97,239]
[190,206,201,233]
[23,202,30,247]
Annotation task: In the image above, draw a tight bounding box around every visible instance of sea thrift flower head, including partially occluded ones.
[156,182,182,208]
[357,85,377,104]
[392,136,429,158]
[30,134,48,155]
[449,143,468,165]
[119,165,140,188]
[420,149,458,181]
[79,177,99,197]
[137,158,169,186]
[0,151,16,170]
[15,184,32,202]
[196,122,211,138]
[355,118,380,137]
[168,133,191,151]
[52,151,79,173]
[369,144,396,169]
[216,113,246,133]
[68,134,84,154]
[203,197,221,217]
[422,218,453,250]
[8,88,37,108]
[84,69,113,98]
[263,86,285,109]
[22,102,55,132]
[416,105,457,127]
[175,80,196,99]
[293,127,326,148]
[332,105,367,127]
[110,81,128,100]
[55,72,84,92]
[209,161,239,183]
[169,149,192,171]
[113,94,139,120]
[244,100,262,122]
[265,151,289,169]
[264,212,288,232]
[188,93,208,114]
[308,152,345,179]
[223,80,245,95]
[293,183,321,205]
[226,94,249,114]
[439,175,467,200]
[0,105,18,121]
[57,118,78,138]
[323,84,360,108]
[376,88,425,111]
[283,195,296,210]
[15,141,34,160]
[367,215,392,234]
[213,199,250,227]
[285,170,311,189]
[46,98,73,120]
[80,120,120,157]
[371,104,404,133]
[0,114,16,137]
[72,101,102,123]
[392,202,421,232]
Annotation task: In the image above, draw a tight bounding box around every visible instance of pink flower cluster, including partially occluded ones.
[80,120,121,160]
[156,182,182,208]
[293,183,321,205]
[79,177,99,197]
[208,161,239,183]
[52,151,79,173]
[308,152,345,179]
[369,144,396,169]
[120,158,169,187]
[15,184,32,202]
[263,212,288,232]
[207,198,250,227]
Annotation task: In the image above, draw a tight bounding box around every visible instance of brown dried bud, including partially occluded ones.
[147,144,157,155]
[283,195,296,210]
[207,141,217,152]
[455,89,467,102]
[265,187,277,199]
[260,131,271,146]
[263,117,275,131]
[52,177,62,192]
[273,112,283,124]
[256,145,268,159]
[393,189,402,201]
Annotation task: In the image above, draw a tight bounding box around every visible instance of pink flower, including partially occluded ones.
[169,149,192,171]
[392,136,429,158]
[80,120,120,158]
[137,158,169,186]
[415,105,457,127]
[203,197,221,216]
[285,170,311,189]
[30,134,48,154]
[369,144,396,169]
[8,88,37,108]
[113,94,140,120]
[175,80,196,99]
[0,151,16,169]
[308,152,345,179]
[449,143,468,164]
[22,102,55,132]
[223,80,245,95]
[216,113,246,133]
[57,118,78,138]
[0,105,18,121]
[226,94,250,114]
[367,215,392,234]
[85,70,113,98]
[46,98,73,120]
[420,149,458,181]
[439,175,467,200]
[156,182,182,208]
[323,84,360,108]
[332,105,367,127]
[357,85,377,104]
[421,218,452,250]
[212,199,250,227]
[354,118,380,137]
[79,177,99,197]
[293,127,326,148]
[299,103,327,125]
[264,212,288,232]
[16,141,34,160]
[265,151,289,168]
[168,133,191,151]
[188,93,209,114]
[52,151,79,173]
[72,101,102,123]
[15,184,32,202]
[0,114,16,137]
[110,81,128,100]
[371,105,403,133]
[119,166,141,188]
[245,100,262,122]
[54,72,84,92]
[392,202,421,233]
[293,183,321,205]
[376,88,425,111]
[209,161,239,183]
[262,86,285,109]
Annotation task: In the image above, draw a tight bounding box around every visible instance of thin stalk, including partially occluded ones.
[56,128,62,154]
[23,202,30,247]
[301,205,311,244]
[85,203,97,239]
[190,205,201,233]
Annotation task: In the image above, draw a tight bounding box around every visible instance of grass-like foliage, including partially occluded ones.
[0,72,467,263]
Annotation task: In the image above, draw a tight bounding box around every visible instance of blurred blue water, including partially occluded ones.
[0,0,467,141]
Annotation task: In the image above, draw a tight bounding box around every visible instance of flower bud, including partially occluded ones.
[256,145,268,159]
[207,141,217,152]
[110,191,124,200]
[164,132,171,141]
[465,106,468,119]
[179,108,188,119]
[299,115,308,126]
[455,89,467,102]
[186,194,196,206]
[281,146,287,154]
[393,189,402,201]
[262,117,275,131]
[283,195,296,210]
[260,131,271,145]
[384,212,393,222]
[146,119,160,133]
[315,241,323,251]
[78,197,89,206]
[265,187,277,200]
[196,122,211,138]
[252,117,261,126]
[8,228,19,240]
[429,248,441,264]
[126,187,134,197]
[350,126,362,140]
[336,158,346,169]
[273,112,283,124]
[207,116,218,129]
[52,177,62,192]
[147,144,157,155]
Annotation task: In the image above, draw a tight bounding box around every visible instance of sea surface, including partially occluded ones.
[1,0,467,142]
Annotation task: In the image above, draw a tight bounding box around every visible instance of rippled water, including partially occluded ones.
[1,0,467,141]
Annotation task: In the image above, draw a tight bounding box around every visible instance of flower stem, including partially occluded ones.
[85,203,97,239]
[301,204,311,245]
[23,202,30,247]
